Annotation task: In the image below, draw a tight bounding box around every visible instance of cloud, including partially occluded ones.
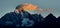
[22,3,37,11]
[38,8,43,12]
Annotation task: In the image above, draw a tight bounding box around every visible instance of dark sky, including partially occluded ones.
[0,0,60,18]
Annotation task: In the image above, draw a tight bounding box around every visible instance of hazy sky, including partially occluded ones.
[0,0,60,18]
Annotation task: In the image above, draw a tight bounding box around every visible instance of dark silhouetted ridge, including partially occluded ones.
[57,16,60,19]
[0,12,60,28]
[44,13,56,24]
[45,13,56,19]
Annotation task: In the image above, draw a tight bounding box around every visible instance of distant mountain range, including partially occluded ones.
[0,13,60,28]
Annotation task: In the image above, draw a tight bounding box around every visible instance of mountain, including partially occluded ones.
[44,13,56,24]
[45,13,56,22]
[39,14,44,22]
[0,12,33,28]
[0,12,60,28]
[30,14,43,28]
[0,12,43,28]
[56,16,60,24]
[31,14,43,22]
[57,16,60,19]
[45,13,56,18]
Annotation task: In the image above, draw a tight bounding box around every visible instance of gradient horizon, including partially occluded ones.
[0,0,60,18]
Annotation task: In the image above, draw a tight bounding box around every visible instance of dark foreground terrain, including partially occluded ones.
[0,13,60,28]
